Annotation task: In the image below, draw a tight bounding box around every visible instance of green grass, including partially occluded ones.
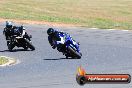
[0,56,9,65]
[0,0,132,29]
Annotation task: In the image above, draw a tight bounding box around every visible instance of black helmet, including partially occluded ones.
[6,21,12,28]
[47,28,55,35]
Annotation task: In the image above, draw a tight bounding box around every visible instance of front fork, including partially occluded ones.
[69,40,80,52]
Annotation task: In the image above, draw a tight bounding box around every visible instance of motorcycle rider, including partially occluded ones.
[3,21,31,45]
[47,28,79,55]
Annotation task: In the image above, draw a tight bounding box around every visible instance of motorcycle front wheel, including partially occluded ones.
[24,39,35,51]
[67,46,82,59]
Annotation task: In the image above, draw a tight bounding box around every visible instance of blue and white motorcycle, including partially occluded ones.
[54,33,82,59]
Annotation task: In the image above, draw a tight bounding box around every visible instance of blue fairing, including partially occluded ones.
[56,32,80,53]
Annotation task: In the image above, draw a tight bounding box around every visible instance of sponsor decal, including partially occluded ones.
[76,66,131,85]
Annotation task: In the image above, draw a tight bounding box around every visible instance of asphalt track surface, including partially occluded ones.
[0,22,132,88]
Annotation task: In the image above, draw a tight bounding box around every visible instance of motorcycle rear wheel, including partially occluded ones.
[8,42,15,52]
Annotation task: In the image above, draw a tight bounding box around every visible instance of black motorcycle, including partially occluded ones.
[7,34,35,51]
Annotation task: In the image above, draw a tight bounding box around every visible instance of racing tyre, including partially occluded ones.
[24,39,35,51]
[67,46,82,59]
[23,45,28,50]
[8,42,15,52]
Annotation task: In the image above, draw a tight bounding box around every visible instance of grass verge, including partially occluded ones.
[0,0,132,29]
[0,56,9,65]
